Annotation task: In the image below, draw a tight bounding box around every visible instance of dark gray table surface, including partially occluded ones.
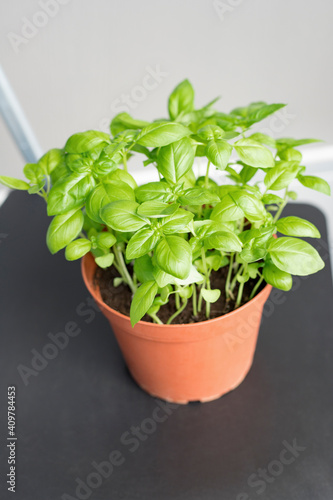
[0,192,333,500]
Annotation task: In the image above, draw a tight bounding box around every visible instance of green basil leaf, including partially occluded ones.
[262,193,284,205]
[210,195,244,222]
[137,201,179,218]
[230,191,266,222]
[126,228,159,259]
[204,231,243,253]
[246,103,286,124]
[239,244,266,263]
[278,147,302,162]
[47,173,96,215]
[96,232,117,249]
[95,253,114,269]
[65,238,92,261]
[248,133,276,148]
[205,139,233,170]
[100,200,148,232]
[134,254,155,283]
[46,208,84,254]
[178,187,220,206]
[201,288,221,303]
[174,266,204,286]
[276,216,320,238]
[197,125,225,141]
[234,138,275,169]
[110,113,150,137]
[105,169,137,190]
[0,175,30,191]
[264,161,300,191]
[168,79,195,120]
[23,163,45,184]
[157,137,195,184]
[86,181,135,224]
[136,122,191,148]
[50,158,70,186]
[135,182,173,203]
[38,148,64,174]
[155,236,192,279]
[161,208,194,233]
[276,138,322,148]
[297,175,331,196]
[268,237,324,276]
[65,131,110,153]
[130,281,159,326]
[263,260,292,291]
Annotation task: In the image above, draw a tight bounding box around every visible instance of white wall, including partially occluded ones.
[0,0,333,179]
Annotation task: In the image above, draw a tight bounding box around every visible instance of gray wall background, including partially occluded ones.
[0,0,332,178]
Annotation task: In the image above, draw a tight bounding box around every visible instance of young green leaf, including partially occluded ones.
[223,191,266,223]
[268,237,324,276]
[65,131,110,154]
[205,139,233,170]
[168,79,195,120]
[65,238,92,261]
[201,288,221,303]
[96,232,117,249]
[197,125,225,141]
[38,149,64,175]
[95,253,114,269]
[276,216,320,238]
[263,260,293,291]
[47,172,96,215]
[204,231,243,253]
[178,187,220,206]
[161,209,194,233]
[86,181,135,223]
[126,228,160,259]
[100,200,149,232]
[264,161,300,191]
[137,201,178,218]
[135,182,173,203]
[130,281,159,326]
[157,137,195,184]
[46,208,84,254]
[155,236,192,279]
[23,163,45,184]
[297,175,331,195]
[136,122,191,148]
[210,195,244,222]
[134,254,155,283]
[0,176,30,191]
[234,138,275,169]
[110,112,150,136]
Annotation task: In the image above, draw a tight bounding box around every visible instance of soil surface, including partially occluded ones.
[95,263,265,325]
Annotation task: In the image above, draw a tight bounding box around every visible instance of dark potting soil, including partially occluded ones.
[95,263,266,325]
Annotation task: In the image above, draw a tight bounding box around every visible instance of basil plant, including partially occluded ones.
[1,80,330,326]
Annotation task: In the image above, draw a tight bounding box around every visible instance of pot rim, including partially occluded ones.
[81,252,272,330]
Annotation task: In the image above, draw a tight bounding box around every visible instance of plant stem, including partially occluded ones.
[230,263,244,292]
[198,285,203,313]
[175,286,180,310]
[192,284,197,317]
[273,188,288,222]
[167,299,188,325]
[200,247,212,319]
[225,252,234,299]
[113,245,136,294]
[250,274,264,300]
[235,264,248,308]
[205,160,211,188]
[122,152,128,173]
[149,313,163,324]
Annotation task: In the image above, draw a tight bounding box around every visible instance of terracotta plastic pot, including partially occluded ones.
[81,253,272,404]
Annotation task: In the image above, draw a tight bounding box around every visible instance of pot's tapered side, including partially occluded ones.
[82,253,272,404]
